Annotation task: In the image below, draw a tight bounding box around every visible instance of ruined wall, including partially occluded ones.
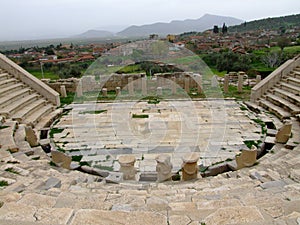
[42,72,202,94]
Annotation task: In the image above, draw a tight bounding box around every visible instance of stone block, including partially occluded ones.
[224,74,229,93]
[156,154,173,182]
[38,177,62,190]
[60,85,67,98]
[116,87,121,96]
[290,169,300,183]
[139,172,157,182]
[102,88,107,97]
[276,122,292,143]
[157,87,163,96]
[105,172,123,183]
[51,150,72,169]
[260,180,287,189]
[81,165,109,177]
[25,126,38,147]
[235,145,257,170]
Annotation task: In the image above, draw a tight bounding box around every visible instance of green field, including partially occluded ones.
[26,69,59,80]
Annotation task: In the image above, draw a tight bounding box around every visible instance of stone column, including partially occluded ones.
[128,77,134,95]
[60,85,67,98]
[195,75,202,94]
[171,77,177,95]
[156,155,173,182]
[76,81,83,97]
[118,155,136,180]
[184,76,190,93]
[238,73,244,93]
[211,75,218,88]
[223,74,229,94]
[102,88,107,97]
[157,75,162,88]
[116,87,121,96]
[157,87,163,96]
[182,153,199,181]
[256,75,261,84]
[142,77,147,95]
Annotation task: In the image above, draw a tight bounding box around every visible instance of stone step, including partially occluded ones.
[279,82,300,96]
[265,93,300,115]
[23,104,55,127]
[34,108,63,132]
[294,67,300,72]
[12,99,47,123]
[0,83,25,98]
[0,72,10,81]
[0,94,40,117]
[272,88,300,107]
[0,88,32,109]
[0,120,19,152]
[258,99,291,120]
[287,77,300,87]
[291,70,300,79]
[0,78,17,88]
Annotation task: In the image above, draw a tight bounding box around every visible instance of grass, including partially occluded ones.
[79,110,107,115]
[116,64,142,74]
[142,96,161,104]
[240,105,248,111]
[132,114,149,119]
[49,128,64,138]
[0,126,9,130]
[93,165,113,171]
[210,68,227,76]
[252,118,267,134]
[4,168,20,175]
[60,92,75,105]
[72,155,83,162]
[49,161,58,167]
[27,69,59,80]
[223,85,252,101]
[244,140,260,149]
[0,180,9,187]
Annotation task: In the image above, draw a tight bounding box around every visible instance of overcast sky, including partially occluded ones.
[1,0,299,41]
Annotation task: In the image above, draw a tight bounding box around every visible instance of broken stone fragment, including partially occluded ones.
[275,122,292,144]
[25,126,39,147]
[51,150,72,169]
[155,154,173,182]
[235,145,257,170]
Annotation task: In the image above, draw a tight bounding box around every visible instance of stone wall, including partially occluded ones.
[43,72,203,94]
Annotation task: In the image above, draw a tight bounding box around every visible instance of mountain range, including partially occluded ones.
[74,14,243,39]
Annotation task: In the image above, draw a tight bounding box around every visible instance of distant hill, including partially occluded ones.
[73,29,114,39]
[229,14,300,32]
[117,14,243,37]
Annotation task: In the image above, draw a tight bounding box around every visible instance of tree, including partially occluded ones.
[222,23,228,34]
[216,51,251,72]
[213,25,219,34]
[58,64,82,79]
[261,52,281,68]
[277,37,290,51]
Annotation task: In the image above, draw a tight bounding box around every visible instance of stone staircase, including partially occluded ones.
[258,66,300,121]
[0,69,54,126]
